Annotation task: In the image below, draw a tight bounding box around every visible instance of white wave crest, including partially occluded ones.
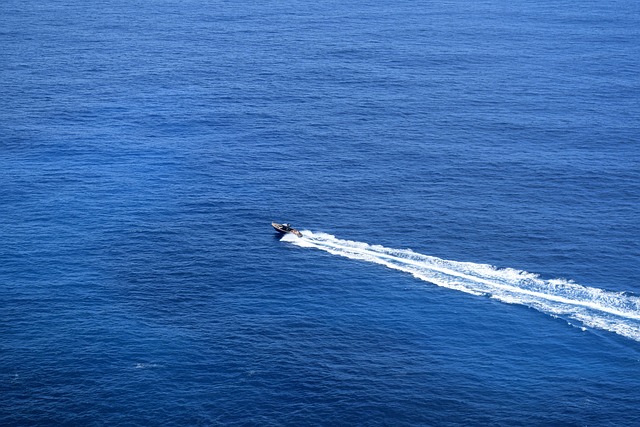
[282,231,640,342]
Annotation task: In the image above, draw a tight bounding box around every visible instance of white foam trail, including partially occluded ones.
[282,231,640,342]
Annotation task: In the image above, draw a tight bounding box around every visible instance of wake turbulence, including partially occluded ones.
[282,231,640,343]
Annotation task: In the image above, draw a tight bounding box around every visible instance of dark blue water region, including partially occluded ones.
[2,0,640,425]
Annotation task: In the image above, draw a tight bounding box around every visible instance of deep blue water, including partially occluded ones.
[2,0,640,425]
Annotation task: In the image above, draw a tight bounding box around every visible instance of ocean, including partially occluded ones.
[1,0,639,425]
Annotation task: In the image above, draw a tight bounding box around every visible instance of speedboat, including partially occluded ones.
[272,222,303,237]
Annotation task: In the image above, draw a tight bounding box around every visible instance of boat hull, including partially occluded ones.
[271,222,303,237]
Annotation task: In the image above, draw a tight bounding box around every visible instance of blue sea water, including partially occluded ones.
[1,0,640,425]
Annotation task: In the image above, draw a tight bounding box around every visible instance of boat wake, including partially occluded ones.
[282,231,640,342]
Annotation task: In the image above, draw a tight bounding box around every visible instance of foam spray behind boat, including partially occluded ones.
[280,230,640,343]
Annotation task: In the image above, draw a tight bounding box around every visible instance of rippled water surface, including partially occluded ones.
[2,0,640,425]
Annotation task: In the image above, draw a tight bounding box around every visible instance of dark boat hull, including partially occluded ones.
[271,222,303,237]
